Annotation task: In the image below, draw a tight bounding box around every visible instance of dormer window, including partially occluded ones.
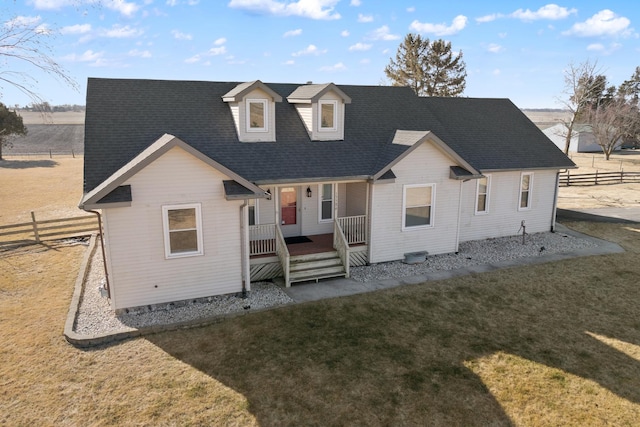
[319,100,337,131]
[222,80,282,142]
[287,83,351,141]
[247,99,267,132]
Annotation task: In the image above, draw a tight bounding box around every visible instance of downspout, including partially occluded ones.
[85,209,110,298]
[455,180,464,253]
[239,200,248,298]
[550,171,560,232]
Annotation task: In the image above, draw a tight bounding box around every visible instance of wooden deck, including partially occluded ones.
[285,233,334,256]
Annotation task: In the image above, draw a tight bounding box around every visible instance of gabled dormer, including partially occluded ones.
[222,80,282,142]
[287,83,351,141]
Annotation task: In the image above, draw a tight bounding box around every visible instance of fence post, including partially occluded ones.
[566,170,570,186]
[621,169,624,183]
[595,170,598,185]
[49,149,52,159]
[31,211,41,243]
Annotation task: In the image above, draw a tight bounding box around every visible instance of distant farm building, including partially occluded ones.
[543,123,622,153]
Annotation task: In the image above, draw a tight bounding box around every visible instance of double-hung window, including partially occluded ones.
[318,100,337,131]
[475,175,490,214]
[247,99,267,132]
[402,184,435,230]
[519,172,533,210]
[319,183,333,222]
[162,203,203,258]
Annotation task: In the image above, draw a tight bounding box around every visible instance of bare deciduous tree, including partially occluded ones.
[587,99,635,160]
[556,60,604,155]
[0,15,77,106]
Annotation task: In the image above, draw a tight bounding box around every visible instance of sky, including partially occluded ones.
[2,0,639,108]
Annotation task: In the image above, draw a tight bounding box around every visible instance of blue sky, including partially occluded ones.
[3,0,639,108]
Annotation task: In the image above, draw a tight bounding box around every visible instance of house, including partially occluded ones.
[79,78,575,312]
[543,123,622,153]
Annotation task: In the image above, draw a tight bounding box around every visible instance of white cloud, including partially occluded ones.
[406,6,415,13]
[349,42,372,51]
[511,4,576,21]
[562,10,633,37]
[492,69,501,76]
[341,30,350,37]
[283,28,303,37]
[367,25,399,40]
[409,15,467,36]
[587,42,622,55]
[60,24,92,34]
[167,0,200,5]
[62,49,104,64]
[208,46,227,55]
[292,44,326,56]
[358,13,373,23]
[476,13,502,23]
[320,62,346,72]
[28,0,75,10]
[103,24,143,38]
[350,0,361,6]
[587,43,604,51]
[185,54,201,63]
[228,0,341,20]
[284,59,295,65]
[104,0,140,16]
[487,43,503,53]
[171,30,192,40]
[185,39,227,63]
[5,15,42,27]
[129,49,152,58]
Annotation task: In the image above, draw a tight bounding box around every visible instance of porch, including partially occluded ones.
[248,215,368,286]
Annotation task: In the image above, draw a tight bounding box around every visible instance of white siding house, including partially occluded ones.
[81,78,575,311]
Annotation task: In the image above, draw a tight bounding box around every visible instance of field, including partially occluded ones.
[1,118,640,425]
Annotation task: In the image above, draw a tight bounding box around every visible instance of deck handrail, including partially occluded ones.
[333,220,350,278]
[249,223,276,256]
[274,225,291,287]
[337,215,367,245]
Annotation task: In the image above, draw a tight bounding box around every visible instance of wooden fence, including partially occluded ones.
[559,170,640,186]
[0,211,99,247]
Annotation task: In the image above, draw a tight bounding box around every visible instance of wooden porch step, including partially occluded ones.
[289,266,346,283]
[288,251,346,284]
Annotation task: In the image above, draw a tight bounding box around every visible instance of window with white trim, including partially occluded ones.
[248,199,258,226]
[162,203,203,258]
[519,173,533,210]
[475,175,491,214]
[246,99,267,132]
[319,183,333,221]
[402,184,435,230]
[318,100,337,131]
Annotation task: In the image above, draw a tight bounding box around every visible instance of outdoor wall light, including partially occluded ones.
[306,187,312,197]
[266,188,271,200]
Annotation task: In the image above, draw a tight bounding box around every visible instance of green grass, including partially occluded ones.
[2,221,640,426]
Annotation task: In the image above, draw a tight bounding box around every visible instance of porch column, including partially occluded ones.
[333,182,339,222]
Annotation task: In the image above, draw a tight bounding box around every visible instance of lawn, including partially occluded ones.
[1,221,639,426]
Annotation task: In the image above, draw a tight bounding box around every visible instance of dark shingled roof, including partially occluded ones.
[83,78,575,194]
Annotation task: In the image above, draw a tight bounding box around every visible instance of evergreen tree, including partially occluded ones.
[385,34,466,97]
[0,103,27,160]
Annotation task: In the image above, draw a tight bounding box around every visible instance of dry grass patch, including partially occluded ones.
[0,243,258,426]
[0,156,84,223]
[2,222,639,425]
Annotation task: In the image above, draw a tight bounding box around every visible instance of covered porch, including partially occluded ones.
[248,215,368,286]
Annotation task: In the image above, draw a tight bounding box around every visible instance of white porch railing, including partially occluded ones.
[274,225,291,287]
[337,215,367,245]
[333,220,350,279]
[249,224,276,256]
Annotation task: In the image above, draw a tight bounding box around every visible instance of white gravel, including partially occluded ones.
[74,230,596,337]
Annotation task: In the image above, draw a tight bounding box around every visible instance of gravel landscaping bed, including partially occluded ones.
[74,230,596,337]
